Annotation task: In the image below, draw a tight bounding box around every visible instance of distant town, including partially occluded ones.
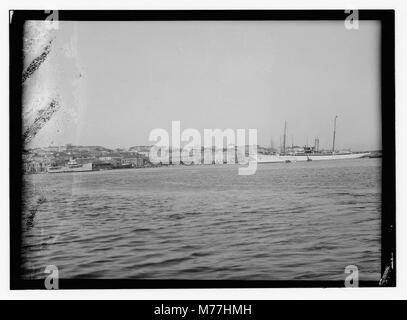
[23,144,268,174]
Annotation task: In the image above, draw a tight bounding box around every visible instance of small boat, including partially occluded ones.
[47,158,93,173]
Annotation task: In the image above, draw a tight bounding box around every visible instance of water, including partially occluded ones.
[21,158,382,281]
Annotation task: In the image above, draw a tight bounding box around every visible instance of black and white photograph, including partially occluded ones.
[9,10,395,290]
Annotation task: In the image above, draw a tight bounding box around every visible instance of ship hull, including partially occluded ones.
[47,163,93,173]
[257,153,370,163]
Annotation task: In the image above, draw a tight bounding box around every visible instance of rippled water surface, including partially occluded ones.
[22,159,381,280]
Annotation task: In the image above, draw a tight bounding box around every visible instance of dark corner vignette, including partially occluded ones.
[9,9,395,289]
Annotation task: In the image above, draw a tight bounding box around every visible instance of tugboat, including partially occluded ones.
[47,158,93,173]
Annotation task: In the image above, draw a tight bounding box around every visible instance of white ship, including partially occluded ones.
[47,158,93,173]
[257,152,370,163]
[257,117,371,163]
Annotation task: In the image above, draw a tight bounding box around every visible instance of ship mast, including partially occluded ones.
[332,115,338,154]
[283,121,287,154]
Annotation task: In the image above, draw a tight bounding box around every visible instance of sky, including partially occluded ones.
[27,20,381,151]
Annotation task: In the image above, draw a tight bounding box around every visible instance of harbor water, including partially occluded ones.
[21,158,382,281]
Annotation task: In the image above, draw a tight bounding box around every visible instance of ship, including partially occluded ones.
[257,151,370,163]
[47,158,93,173]
[257,117,371,163]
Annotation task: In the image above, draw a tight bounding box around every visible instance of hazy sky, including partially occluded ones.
[29,20,381,151]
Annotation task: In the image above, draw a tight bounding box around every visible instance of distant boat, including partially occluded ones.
[257,118,370,163]
[257,152,370,163]
[47,158,93,173]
